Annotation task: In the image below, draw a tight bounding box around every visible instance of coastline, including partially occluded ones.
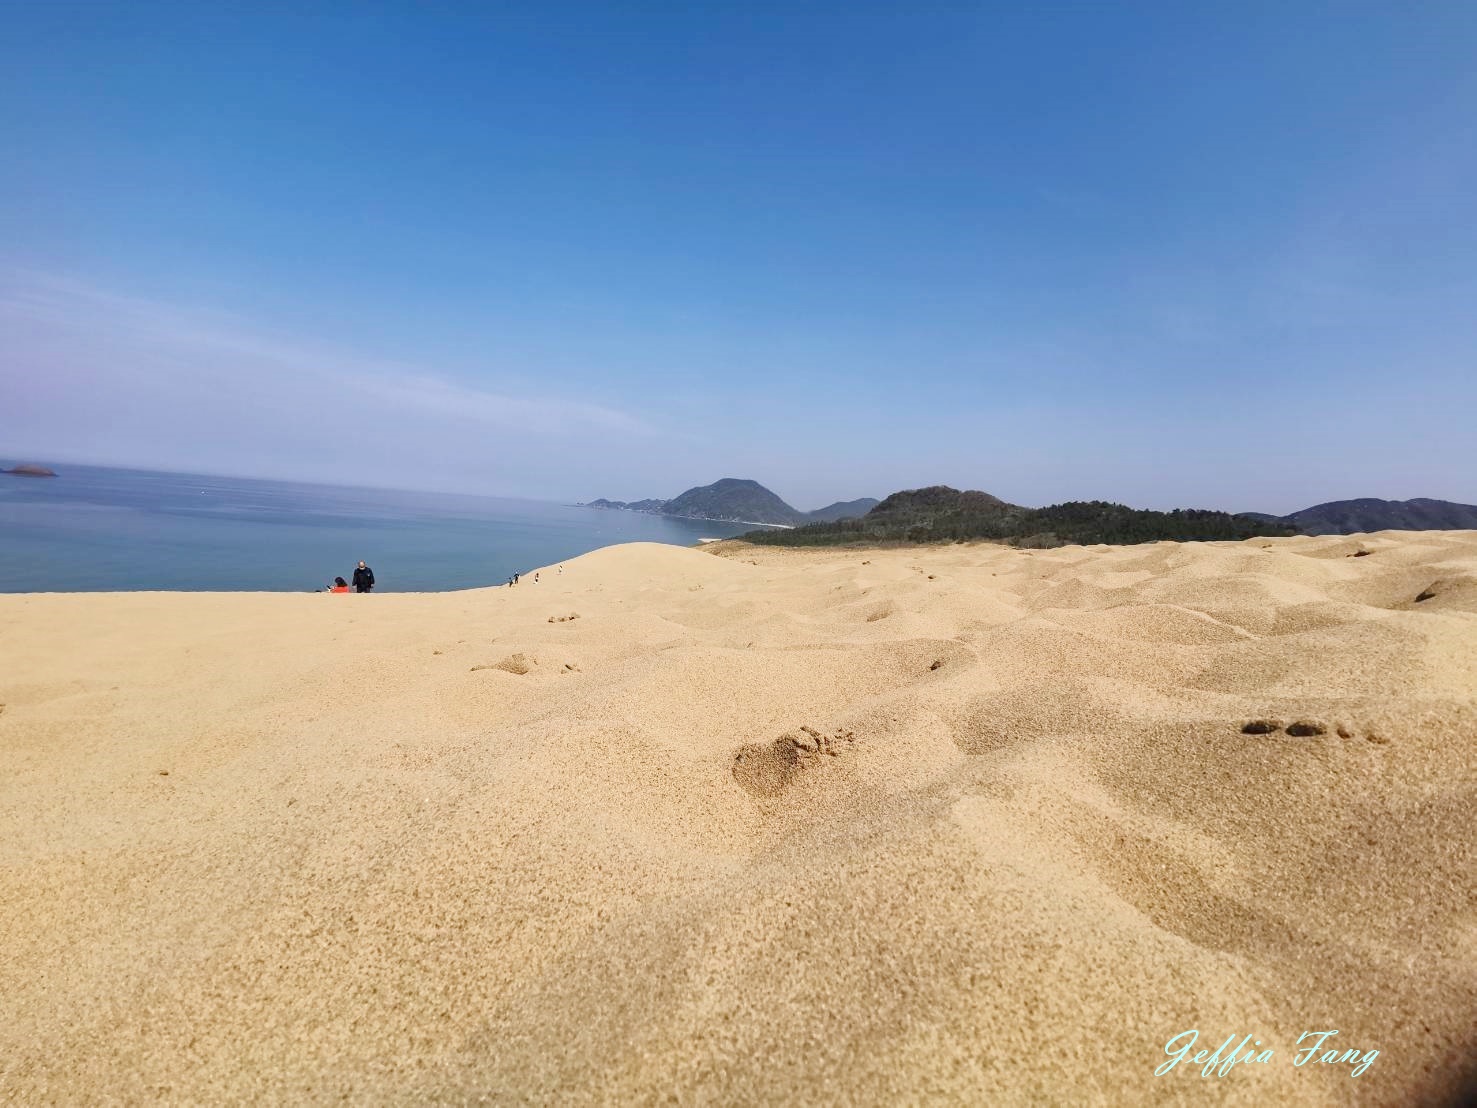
[0,464,754,593]
[580,503,795,530]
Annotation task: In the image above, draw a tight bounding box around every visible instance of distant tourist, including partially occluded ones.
[353,561,375,593]
[558,564,563,574]
[534,572,540,583]
[513,572,520,584]
[329,577,349,593]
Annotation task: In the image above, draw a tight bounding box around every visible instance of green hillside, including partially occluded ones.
[742,486,1298,547]
[661,478,808,525]
[1282,497,1477,534]
[807,497,881,522]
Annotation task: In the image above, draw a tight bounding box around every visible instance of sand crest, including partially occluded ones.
[1,533,1473,1103]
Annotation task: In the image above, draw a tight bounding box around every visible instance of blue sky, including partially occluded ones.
[3,2,1474,514]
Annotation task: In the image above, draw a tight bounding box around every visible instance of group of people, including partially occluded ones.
[506,564,562,587]
[327,561,375,593]
[325,560,566,593]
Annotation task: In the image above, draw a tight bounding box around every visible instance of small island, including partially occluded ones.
[3,463,58,477]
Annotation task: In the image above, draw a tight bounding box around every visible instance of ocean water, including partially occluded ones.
[0,463,753,593]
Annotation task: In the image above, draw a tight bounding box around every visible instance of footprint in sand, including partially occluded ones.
[1285,720,1327,737]
[1241,719,1282,734]
[1240,718,1328,736]
[548,613,581,623]
[731,726,857,797]
[1405,576,1477,609]
[1241,718,1377,740]
[471,652,536,675]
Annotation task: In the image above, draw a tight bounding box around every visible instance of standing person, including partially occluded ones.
[352,561,375,593]
[534,572,540,583]
[513,572,519,585]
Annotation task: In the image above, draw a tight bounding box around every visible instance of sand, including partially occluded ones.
[1,532,1474,1104]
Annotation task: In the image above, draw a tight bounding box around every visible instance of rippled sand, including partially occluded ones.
[2,532,1473,1104]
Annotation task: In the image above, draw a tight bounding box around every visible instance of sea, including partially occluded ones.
[0,463,753,593]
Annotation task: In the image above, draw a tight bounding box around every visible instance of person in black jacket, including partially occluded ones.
[352,561,375,593]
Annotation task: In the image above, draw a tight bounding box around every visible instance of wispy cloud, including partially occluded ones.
[1,269,650,438]
[362,374,646,435]
[0,269,685,498]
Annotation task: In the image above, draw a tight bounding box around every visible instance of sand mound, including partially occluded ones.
[0,531,1473,1104]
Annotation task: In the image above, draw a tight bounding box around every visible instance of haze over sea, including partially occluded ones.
[0,464,750,593]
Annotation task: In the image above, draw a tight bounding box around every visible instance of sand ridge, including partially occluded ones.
[1,533,1474,1103]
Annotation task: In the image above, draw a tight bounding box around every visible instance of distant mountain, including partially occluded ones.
[1285,497,1477,534]
[1238,497,1477,535]
[806,497,880,523]
[584,479,878,527]
[743,485,1297,547]
[587,482,1477,540]
[2,463,57,477]
[662,478,808,526]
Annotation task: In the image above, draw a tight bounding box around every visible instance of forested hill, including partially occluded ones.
[1279,497,1477,534]
[660,479,808,525]
[741,486,1298,547]
[807,497,881,522]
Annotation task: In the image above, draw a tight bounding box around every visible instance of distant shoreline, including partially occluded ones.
[0,463,761,593]
[579,504,793,530]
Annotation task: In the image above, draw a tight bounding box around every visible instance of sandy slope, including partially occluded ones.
[1,533,1473,1105]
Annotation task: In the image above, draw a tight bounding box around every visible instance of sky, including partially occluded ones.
[3,2,1475,515]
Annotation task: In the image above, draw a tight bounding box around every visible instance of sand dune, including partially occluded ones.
[1,533,1473,1104]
